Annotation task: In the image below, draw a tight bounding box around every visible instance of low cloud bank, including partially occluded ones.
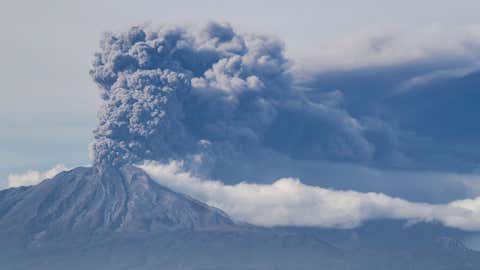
[140,161,480,231]
[6,162,480,231]
[7,164,70,188]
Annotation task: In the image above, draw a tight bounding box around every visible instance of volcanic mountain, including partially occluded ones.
[1,165,480,270]
[0,165,234,238]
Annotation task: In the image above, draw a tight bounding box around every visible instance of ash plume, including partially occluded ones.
[90,22,374,171]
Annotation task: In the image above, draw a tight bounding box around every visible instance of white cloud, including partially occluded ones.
[295,24,480,75]
[140,161,480,231]
[7,164,70,188]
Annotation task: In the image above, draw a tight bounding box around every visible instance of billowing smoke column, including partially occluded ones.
[90,22,373,171]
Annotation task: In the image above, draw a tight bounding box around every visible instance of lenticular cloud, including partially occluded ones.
[90,22,373,170]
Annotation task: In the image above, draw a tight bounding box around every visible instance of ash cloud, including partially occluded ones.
[295,26,480,172]
[90,22,373,171]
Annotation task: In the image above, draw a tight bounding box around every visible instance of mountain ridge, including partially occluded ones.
[0,165,236,240]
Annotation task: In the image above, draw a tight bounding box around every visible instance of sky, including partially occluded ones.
[2,0,480,210]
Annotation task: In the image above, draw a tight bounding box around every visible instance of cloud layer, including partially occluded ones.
[297,25,480,73]
[141,161,480,231]
[296,26,480,172]
[7,162,480,231]
[7,165,70,188]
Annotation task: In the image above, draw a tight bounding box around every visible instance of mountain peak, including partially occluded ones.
[0,165,235,240]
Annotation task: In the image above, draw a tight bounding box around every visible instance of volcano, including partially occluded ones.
[0,165,234,237]
[1,165,480,270]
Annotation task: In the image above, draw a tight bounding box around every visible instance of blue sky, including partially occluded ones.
[2,0,480,197]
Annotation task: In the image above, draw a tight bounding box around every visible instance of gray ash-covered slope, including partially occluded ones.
[0,165,235,238]
[1,166,480,270]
